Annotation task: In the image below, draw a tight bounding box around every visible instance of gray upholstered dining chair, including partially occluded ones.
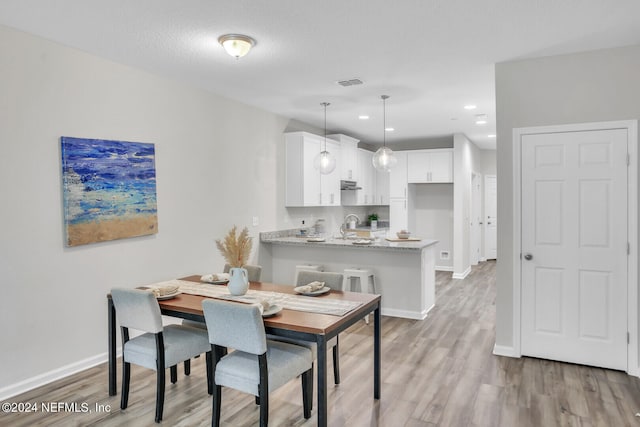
[111,288,212,423]
[182,264,263,374]
[267,270,344,385]
[202,298,313,426]
[224,263,263,282]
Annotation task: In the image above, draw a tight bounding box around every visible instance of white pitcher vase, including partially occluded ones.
[227,267,249,296]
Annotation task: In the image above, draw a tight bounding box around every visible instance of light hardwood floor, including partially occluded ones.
[3,261,640,426]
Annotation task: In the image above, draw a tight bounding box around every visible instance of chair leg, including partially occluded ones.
[184,359,191,376]
[170,365,178,384]
[120,361,130,410]
[258,353,269,427]
[211,384,221,427]
[155,332,166,423]
[301,367,313,419]
[255,396,260,405]
[333,337,340,385]
[155,367,165,423]
[211,344,224,427]
[205,352,213,395]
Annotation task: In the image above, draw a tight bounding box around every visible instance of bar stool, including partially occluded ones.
[294,264,323,284]
[343,268,376,324]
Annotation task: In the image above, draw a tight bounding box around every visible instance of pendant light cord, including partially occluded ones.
[381,95,389,148]
[321,102,330,151]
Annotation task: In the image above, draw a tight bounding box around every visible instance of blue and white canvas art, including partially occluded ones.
[61,136,158,246]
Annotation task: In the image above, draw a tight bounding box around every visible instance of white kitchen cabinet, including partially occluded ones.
[376,169,390,205]
[389,151,408,198]
[407,149,453,183]
[320,139,341,206]
[285,132,341,207]
[389,197,408,234]
[357,149,376,205]
[328,134,359,182]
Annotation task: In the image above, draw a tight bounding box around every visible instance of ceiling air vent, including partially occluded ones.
[337,78,363,87]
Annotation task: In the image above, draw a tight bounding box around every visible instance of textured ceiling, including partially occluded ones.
[2,0,640,150]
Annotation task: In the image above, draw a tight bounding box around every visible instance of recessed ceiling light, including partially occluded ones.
[385,127,394,132]
[464,105,477,110]
[358,115,369,120]
[475,114,488,125]
[488,134,496,138]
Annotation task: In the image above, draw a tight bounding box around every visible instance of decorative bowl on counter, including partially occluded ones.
[396,230,411,239]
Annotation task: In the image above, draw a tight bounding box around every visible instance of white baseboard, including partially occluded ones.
[479,257,487,262]
[492,343,519,358]
[0,350,120,401]
[435,265,453,272]
[382,304,434,320]
[452,266,471,280]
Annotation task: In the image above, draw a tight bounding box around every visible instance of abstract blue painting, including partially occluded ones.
[61,136,158,246]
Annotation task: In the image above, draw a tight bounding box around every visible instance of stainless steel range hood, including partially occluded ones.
[340,180,362,190]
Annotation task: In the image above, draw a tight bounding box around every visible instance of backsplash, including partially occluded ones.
[279,206,390,238]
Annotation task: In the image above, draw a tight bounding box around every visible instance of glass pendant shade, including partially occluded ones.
[373,94,397,172]
[314,101,336,175]
[314,150,337,174]
[372,146,397,172]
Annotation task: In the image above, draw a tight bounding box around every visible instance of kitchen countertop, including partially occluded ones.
[260,232,437,252]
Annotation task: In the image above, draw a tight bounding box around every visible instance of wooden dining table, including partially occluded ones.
[107,276,381,427]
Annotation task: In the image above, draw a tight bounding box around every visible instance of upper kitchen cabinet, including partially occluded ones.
[407,149,453,183]
[375,169,390,205]
[357,149,376,205]
[328,134,359,182]
[389,151,408,198]
[285,132,341,207]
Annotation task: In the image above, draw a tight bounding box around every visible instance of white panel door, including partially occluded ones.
[521,129,628,370]
[484,175,497,260]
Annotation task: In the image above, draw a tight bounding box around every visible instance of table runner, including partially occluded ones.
[153,279,363,317]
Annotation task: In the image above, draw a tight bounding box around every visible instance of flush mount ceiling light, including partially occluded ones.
[358,115,370,120]
[464,104,477,110]
[314,102,337,175]
[218,34,256,59]
[372,95,397,172]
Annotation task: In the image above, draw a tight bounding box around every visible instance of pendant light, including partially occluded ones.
[372,95,397,171]
[314,102,337,175]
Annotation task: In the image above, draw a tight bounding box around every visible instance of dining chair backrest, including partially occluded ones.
[202,299,267,355]
[111,288,163,333]
[296,270,344,291]
[223,263,262,282]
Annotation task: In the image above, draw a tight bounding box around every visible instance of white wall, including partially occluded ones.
[0,24,323,395]
[480,149,496,175]
[412,184,454,269]
[495,44,640,357]
[452,133,483,278]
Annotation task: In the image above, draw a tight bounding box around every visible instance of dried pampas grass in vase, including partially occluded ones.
[216,225,252,267]
[216,226,252,295]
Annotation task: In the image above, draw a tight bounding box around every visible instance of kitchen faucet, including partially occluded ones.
[340,214,360,237]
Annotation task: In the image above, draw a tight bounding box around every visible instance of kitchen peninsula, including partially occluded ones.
[259,229,438,319]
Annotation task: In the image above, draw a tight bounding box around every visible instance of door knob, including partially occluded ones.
[523,253,533,260]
